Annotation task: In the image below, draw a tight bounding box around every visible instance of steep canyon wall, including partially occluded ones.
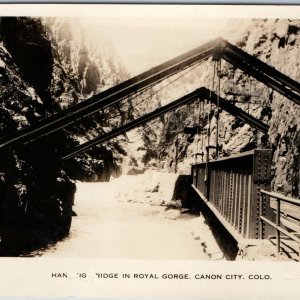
[0,17,129,255]
[134,19,300,198]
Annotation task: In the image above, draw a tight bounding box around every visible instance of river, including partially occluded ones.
[31,172,212,259]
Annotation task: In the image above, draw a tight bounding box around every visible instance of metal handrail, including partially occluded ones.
[259,189,300,259]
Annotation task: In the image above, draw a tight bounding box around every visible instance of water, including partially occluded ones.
[31,173,210,260]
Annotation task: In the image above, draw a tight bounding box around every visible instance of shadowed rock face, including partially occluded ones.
[0,16,128,255]
[0,145,76,256]
[0,18,75,255]
[0,18,75,254]
[1,17,54,111]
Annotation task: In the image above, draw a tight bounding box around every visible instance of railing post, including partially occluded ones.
[259,189,300,260]
[205,147,210,201]
[195,165,198,189]
[191,165,195,186]
[259,191,264,239]
[206,166,211,201]
[250,149,274,239]
[276,198,281,254]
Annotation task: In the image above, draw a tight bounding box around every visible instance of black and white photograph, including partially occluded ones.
[0,3,300,299]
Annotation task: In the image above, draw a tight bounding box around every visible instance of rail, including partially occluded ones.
[1,37,300,149]
[191,149,275,240]
[259,189,300,258]
[61,87,268,160]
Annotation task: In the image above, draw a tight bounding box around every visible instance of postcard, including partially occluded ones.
[0,3,299,299]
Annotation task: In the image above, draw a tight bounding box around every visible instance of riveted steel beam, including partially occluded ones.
[62,87,268,160]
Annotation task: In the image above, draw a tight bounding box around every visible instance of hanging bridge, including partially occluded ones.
[1,37,300,149]
[2,37,300,254]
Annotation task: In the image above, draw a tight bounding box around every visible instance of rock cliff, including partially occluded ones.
[132,19,300,198]
[0,17,128,255]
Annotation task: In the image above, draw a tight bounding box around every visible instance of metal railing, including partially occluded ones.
[259,189,300,258]
[192,149,275,240]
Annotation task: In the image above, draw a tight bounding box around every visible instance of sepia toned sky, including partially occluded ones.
[80,17,249,75]
[3,4,299,75]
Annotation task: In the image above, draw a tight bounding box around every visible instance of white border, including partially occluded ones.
[0,4,299,299]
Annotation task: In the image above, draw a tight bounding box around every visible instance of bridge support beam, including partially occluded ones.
[61,87,269,161]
